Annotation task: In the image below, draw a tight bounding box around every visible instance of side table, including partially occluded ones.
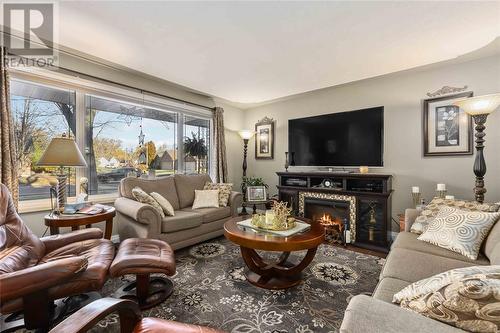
[44,207,116,239]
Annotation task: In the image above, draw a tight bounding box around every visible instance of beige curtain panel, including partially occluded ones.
[0,47,19,208]
[212,107,228,183]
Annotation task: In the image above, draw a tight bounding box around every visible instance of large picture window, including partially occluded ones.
[85,95,178,195]
[10,75,212,208]
[10,80,76,201]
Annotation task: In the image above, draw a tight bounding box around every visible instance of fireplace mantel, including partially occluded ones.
[277,171,393,252]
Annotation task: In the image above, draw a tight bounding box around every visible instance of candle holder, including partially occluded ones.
[436,190,447,199]
[412,192,421,208]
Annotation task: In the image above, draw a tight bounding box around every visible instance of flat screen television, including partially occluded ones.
[288,107,384,167]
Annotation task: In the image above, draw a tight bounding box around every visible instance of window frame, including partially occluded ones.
[11,69,213,213]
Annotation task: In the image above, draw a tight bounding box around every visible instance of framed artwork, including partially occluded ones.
[423,92,473,156]
[247,186,267,202]
[255,117,274,159]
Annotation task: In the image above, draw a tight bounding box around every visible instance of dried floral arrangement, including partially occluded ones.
[251,201,296,231]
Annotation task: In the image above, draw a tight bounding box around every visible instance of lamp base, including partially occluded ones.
[56,173,67,213]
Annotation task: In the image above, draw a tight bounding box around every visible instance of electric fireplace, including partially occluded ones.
[298,192,356,244]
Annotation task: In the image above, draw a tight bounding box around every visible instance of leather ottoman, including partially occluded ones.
[110,238,176,310]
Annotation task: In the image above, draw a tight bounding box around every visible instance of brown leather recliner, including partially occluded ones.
[50,298,226,333]
[0,184,115,331]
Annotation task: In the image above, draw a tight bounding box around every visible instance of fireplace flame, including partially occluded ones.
[318,213,343,230]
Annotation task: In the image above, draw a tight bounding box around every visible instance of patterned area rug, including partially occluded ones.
[89,237,384,333]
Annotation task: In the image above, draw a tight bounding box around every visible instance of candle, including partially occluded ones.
[437,183,446,191]
[412,186,420,193]
[265,210,275,226]
[445,195,455,200]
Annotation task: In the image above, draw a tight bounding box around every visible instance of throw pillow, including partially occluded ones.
[192,190,220,209]
[393,265,500,303]
[400,272,500,332]
[131,187,165,218]
[411,197,500,235]
[204,182,233,207]
[417,207,500,260]
[150,192,175,216]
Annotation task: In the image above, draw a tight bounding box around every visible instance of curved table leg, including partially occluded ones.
[240,247,317,289]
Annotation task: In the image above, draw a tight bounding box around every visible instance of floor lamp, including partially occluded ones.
[238,130,255,215]
[454,93,500,203]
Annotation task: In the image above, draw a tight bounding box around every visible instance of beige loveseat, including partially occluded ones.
[340,208,500,333]
[115,174,242,250]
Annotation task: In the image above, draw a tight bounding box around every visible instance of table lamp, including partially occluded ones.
[454,93,500,203]
[37,136,87,212]
[238,130,255,214]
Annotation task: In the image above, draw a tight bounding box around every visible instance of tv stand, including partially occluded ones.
[277,171,393,252]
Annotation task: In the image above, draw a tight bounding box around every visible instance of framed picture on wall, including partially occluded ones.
[255,116,275,159]
[423,92,473,156]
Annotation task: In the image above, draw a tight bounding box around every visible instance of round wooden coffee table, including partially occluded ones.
[224,216,324,289]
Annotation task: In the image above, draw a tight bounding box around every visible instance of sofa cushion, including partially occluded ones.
[340,295,463,333]
[132,187,165,218]
[120,176,180,210]
[203,182,233,207]
[161,211,202,233]
[174,174,212,208]
[392,232,490,265]
[380,248,481,283]
[182,206,231,224]
[373,277,411,303]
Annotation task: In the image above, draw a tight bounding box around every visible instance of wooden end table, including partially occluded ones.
[44,207,116,240]
[224,216,324,289]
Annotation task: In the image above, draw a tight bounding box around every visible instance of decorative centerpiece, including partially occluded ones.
[251,201,296,231]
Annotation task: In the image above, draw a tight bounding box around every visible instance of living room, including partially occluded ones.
[1,1,500,333]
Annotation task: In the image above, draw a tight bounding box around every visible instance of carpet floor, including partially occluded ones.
[88,237,384,333]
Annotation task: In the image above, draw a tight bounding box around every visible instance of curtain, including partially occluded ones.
[211,107,228,183]
[0,47,18,208]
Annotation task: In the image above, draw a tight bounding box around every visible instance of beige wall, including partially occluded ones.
[243,55,500,224]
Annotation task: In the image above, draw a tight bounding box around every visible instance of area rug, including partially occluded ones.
[88,237,384,333]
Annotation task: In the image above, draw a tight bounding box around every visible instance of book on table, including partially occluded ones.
[62,203,112,215]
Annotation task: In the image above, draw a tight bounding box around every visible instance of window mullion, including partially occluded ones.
[177,114,185,173]
[75,90,86,197]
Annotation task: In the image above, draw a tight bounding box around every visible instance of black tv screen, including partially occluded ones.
[288,107,384,167]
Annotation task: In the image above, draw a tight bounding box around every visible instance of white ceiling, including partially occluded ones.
[59,1,500,104]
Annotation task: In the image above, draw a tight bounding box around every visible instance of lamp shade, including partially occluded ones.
[238,130,255,140]
[453,93,500,116]
[37,137,87,167]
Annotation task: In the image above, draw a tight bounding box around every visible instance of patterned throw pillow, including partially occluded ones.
[204,182,233,207]
[150,192,175,216]
[192,190,220,209]
[131,187,165,218]
[417,206,500,260]
[393,265,500,303]
[399,272,500,333]
[411,197,499,234]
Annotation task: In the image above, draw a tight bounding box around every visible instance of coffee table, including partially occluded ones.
[224,216,324,289]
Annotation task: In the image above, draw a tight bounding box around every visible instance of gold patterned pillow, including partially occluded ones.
[393,265,500,303]
[399,272,500,333]
[411,197,499,234]
[417,207,500,260]
[131,187,165,218]
[204,182,233,207]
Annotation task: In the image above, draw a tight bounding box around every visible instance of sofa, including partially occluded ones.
[115,174,243,250]
[340,208,500,333]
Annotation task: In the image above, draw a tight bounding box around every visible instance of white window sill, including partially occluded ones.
[18,193,118,214]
